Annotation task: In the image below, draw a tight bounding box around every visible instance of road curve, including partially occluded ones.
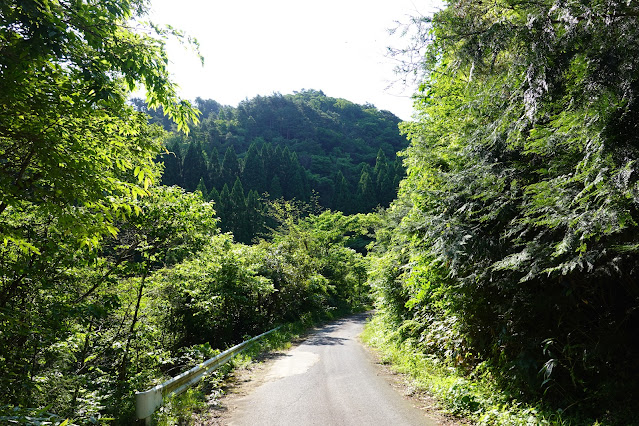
[228,313,437,426]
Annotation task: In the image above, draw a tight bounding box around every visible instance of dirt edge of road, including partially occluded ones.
[358,337,467,426]
[192,328,466,425]
[192,339,304,425]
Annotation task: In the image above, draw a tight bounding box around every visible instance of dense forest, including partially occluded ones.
[141,90,406,242]
[0,1,373,423]
[2,0,639,424]
[369,0,639,423]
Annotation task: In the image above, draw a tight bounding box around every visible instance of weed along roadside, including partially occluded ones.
[135,327,282,424]
[361,314,604,425]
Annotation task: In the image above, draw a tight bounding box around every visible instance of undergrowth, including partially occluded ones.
[361,314,605,426]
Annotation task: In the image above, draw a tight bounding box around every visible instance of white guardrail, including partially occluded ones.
[135,326,281,424]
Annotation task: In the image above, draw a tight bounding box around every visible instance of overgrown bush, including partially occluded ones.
[371,0,639,421]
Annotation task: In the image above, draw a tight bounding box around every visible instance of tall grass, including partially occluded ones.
[361,314,603,426]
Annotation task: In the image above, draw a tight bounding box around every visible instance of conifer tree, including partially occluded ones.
[229,178,248,243]
[220,145,240,188]
[160,139,184,186]
[182,141,207,191]
[377,170,395,207]
[195,177,208,198]
[373,148,388,178]
[301,170,312,202]
[279,146,296,198]
[207,146,221,190]
[288,168,306,201]
[241,143,266,193]
[332,171,351,213]
[269,145,284,184]
[218,184,231,233]
[356,168,376,212]
[269,175,283,199]
[261,143,275,184]
[245,189,265,241]
[209,187,221,210]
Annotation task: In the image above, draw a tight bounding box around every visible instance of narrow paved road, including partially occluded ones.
[228,313,437,425]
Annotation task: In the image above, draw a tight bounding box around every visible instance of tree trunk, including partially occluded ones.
[118,270,147,382]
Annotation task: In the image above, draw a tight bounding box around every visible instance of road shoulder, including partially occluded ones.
[191,347,294,425]
[358,336,467,426]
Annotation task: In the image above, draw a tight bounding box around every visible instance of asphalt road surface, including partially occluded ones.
[228,313,438,425]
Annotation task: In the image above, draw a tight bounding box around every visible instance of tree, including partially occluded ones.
[245,189,265,241]
[288,168,307,201]
[158,233,273,348]
[182,141,207,191]
[373,148,388,179]
[379,0,639,417]
[0,0,200,253]
[207,146,221,189]
[152,91,410,215]
[269,176,284,199]
[218,184,232,233]
[109,187,216,382]
[159,139,184,186]
[241,142,266,193]
[209,186,221,208]
[195,97,222,118]
[220,145,241,187]
[372,148,396,207]
[0,0,199,414]
[356,167,376,212]
[195,177,208,197]
[0,0,198,216]
[331,171,350,213]
[229,178,249,243]
[256,206,372,319]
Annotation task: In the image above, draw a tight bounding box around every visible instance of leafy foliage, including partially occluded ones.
[1,0,215,423]
[371,0,639,421]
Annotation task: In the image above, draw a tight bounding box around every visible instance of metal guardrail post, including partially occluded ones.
[135,326,281,424]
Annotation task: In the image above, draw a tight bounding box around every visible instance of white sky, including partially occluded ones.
[146,0,442,121]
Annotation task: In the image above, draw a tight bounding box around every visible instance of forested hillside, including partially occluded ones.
[143,91,406,242]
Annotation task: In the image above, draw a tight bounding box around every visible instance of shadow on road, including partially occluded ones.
[304,335,348,346]
[301,312,372,346]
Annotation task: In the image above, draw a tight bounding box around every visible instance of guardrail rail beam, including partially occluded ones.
[135,326,281,425]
